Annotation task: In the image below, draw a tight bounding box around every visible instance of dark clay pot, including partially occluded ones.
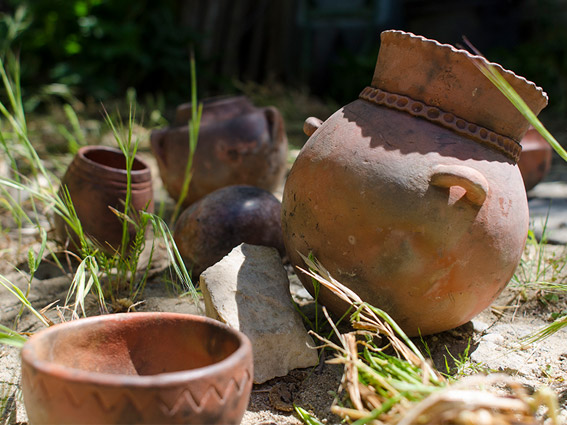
[174,185,285,276]
[21,312,253,425]
[282,30,548,336]
[54,146,154,253]
[518,126,552,191]
[150,96,288,206]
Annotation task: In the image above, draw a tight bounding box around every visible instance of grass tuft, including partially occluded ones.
[295,254,559,425]
[170,49,201,224]
[0,51,200,340]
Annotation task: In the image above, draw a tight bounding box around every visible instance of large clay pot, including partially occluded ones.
[54,146,154,253]
[518,126,553,191]
[282,30,548,336]
[174,185,285,276]
[21,312,253,425]
[151,96,288,206]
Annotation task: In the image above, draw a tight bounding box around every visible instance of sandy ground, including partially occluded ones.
[1,155,567,424]
[2,243,567,424]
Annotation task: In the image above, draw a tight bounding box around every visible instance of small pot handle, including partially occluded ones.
[304,117,323,137]
[430,164,489,206]
[263,106,285,144]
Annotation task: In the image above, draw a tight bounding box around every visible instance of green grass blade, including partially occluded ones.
[0,324,26,348]
[0,186,33,227]
[0,125,19,181]
[363,302,428,365]
[0,57,23,131]
[294,405,324,425]
[148,213,199,303]
[467,44,567,162]
[171,51,201,224]
[29,227,47,273]
[0,274,49,327]
[63,103,86,148]
[66,256,105,317]
[522,315,567,346]
[86,258,106,311]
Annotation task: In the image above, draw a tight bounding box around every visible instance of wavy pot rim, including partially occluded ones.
[372,30,548,144]
[378,30,547,97]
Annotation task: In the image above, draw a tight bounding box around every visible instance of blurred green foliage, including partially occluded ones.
[1,0,565,119]
[1,0,197,105]
[327,45,380,105]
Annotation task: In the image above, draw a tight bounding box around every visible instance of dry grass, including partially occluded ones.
[297,254,560,425]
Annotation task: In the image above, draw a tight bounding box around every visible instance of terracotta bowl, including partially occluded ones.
[21,312,253,424]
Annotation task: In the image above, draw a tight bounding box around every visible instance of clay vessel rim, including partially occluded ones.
[201,95,250,106]
[167,110,267,131]
[175,95,252,119]
[77,145,151,177]
[168,106,266,131]
[21,312,251,388]
[381,29,548,102]
[177,95,250,109]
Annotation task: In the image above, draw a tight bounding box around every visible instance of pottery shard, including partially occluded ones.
[200,243,318,384]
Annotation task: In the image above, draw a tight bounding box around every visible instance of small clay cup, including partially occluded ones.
[21,312,253,425]
[174,185,285,276]
[518,126,553,191]
[54,146,154,253]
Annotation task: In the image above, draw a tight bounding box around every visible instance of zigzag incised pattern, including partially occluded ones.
[23,367,253,420]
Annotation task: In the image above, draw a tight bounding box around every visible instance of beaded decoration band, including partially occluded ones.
[359,86,521,162]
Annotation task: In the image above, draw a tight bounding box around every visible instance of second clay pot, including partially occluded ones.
[151,96,288,206]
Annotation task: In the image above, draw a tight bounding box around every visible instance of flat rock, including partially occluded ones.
[200,243,319,384]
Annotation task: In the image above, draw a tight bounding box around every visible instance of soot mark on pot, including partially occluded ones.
[369,131,387,149]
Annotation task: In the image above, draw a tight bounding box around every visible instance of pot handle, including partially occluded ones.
[430,164,489,206]
[304,117,323,137]
[264,106,285,144]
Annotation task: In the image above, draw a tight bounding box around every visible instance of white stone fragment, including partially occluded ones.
[200,243,319,384]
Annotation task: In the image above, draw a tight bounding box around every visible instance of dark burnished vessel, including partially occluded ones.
[151,96,288,206]
[174,185,285,276]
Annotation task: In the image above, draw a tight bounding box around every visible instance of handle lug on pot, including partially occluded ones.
[263,106,285,144]
[303,117,323,137]
[430,164,489,206]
